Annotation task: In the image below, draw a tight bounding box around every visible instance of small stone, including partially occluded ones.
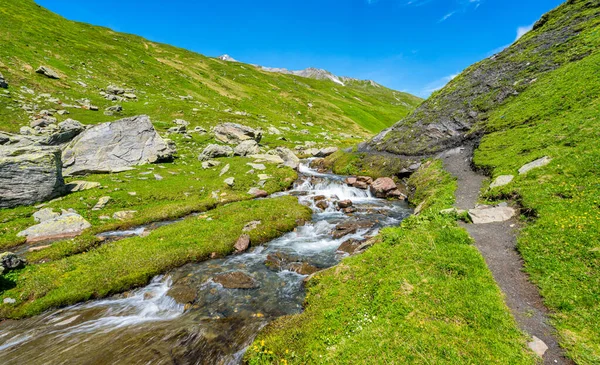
[527,336,548,358]
[36,66,60,79]
[113,210,137,220]
[518,157,552,175]
[3,298,16,304]
[224,177,235,186]
[66,181,101,192]
[234,234,250,253]
[468,206,516,224]
[92,196,111,211]
[201,160,221,169]
[219,164,230,177]
[337,200,353,209]
[248,187,268,198]
[213,271,258,289]
[490,175,514,189]
[246,163,266,171]
[154,174,163,181]
[243,220,261,232]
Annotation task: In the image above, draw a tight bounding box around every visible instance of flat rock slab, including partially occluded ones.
[17,212,91,243]
[468,206,516,224]
[519,156,552,175]
[528,336,549,358]
[490,175,514,189]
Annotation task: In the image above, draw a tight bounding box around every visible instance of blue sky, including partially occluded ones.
[36,0,564,97]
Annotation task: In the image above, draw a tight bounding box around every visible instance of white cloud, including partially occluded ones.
[438,11,456,22]
[515,24,533,41]
[423,73,458,95]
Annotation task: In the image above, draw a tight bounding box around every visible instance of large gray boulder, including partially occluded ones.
[0,145,65,208]
[62,115,175,176]
[198,144,234,161]
[233,140,260,156]
[213,123,262,145]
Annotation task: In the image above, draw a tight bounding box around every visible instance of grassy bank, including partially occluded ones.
[473,50,600,363]
[0,196,311,319]
[0,153,297,251]
[245,161,534,364]
[318,150,414,179]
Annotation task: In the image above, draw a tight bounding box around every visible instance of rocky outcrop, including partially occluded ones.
[17,211,91,243]
[62,115,175,175]
[363,1,598,156]
[0,145,65,208]
[213,123,262,145]
[270,147,300,169]
[36,66,60,79]
[198,144,234,161]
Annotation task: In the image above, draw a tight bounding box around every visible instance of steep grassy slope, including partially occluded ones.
[365,0,599,155]
[246,161,535,364]
[358,0,600,362]
[473,50,600,363]
[0,0,420,142]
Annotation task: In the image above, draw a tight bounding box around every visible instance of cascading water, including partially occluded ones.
[0,161,411,364]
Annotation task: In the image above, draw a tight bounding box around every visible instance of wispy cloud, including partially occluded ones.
[438,11,456,22]
[422,73,458,96]
[515,24,533,41]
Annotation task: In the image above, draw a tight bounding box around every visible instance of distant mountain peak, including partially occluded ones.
[217,54,238,62]
[217,55,379,87]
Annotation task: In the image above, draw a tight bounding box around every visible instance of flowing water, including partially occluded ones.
[0,161,411,364]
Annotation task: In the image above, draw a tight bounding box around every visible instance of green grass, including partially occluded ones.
[318,150,415,179]
[0,0,420,144]
[473,50,600,364]
[0,196,311,319]
[0,148,298,251]
[245,161,534,364]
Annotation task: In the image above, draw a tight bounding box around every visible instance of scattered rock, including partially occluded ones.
[123,93,137,100]
[198,144,234,161]
[0,72,8,89]
[337,238,365,255]
[213,123,262,145]
[168,125,187,134]
[337,200,353,209]
[0,146,65,209]
[314,147,338,157]
[92,196,111,211]
[154,174,163,181]
[246,163,266,171]
[518,156,552,175]
[270,147,300,169]
[106,85,125,95]
[527,336,549,358]
[234,234,250,253]
[316,200,329,210]
[489,175,515,189]
[173,119,190,127]
[213,271,259,289]
[65,180,101,192]
[3,298,16,304]
[357,176,373,185]
[113,210,137,220]
[468,205,516,224]
[332,220,375,239]
[201,160,221,169]
[0,252,26,272]
[17,212,91,243]
[166,281,197,305]
[224,177,235,186]
[219,164,230,176]
[33,208,60,223]
[248,188,268,198]
[242,220,262,232]
[370,177,397,198]
[234,140,260,156]
[414,201,425,216]
[267,126,281,135]
[345,177,357,185]
[36,66,60,79]
[249,154,285,165]
[62,115,175,176]
[265,253,320,275]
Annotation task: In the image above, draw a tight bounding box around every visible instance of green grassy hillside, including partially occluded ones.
[0,0,420,142]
